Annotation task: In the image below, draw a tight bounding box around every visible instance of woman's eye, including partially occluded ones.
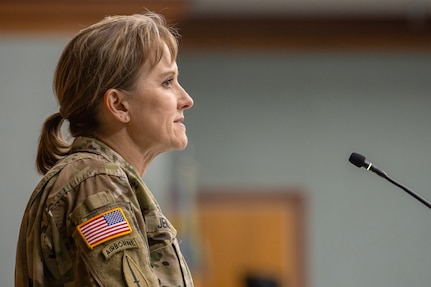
[162,78,173,88]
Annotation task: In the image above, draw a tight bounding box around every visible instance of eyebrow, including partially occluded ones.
[158,67,178,79]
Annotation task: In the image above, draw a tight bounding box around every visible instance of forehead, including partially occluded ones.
[143,44,177,76]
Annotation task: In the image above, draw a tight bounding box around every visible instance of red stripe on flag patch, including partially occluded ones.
[77,207,132,249]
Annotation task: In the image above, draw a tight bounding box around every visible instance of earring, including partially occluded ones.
[124,116,129,122]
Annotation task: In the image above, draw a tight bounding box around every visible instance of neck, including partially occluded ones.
[95,132,157,177]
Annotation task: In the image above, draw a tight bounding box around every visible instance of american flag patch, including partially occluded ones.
[77,207,132,249]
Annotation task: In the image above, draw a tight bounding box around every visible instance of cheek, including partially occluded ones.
[132,95,177,131]
[144,109,172,133]
[133,99,159,122]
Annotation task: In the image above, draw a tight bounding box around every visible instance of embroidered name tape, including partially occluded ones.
[77,207,132,249]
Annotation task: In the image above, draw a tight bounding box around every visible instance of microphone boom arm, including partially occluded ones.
[349,152,431,210]
[380,172,431,209]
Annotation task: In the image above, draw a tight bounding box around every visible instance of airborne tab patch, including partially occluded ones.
[77,207,132,249]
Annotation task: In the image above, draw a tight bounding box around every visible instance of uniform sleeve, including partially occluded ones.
[66,174,160,287]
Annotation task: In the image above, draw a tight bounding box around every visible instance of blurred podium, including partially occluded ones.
[194,188,307,287]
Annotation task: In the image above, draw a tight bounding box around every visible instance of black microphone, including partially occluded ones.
[348,152,431,209]
[349,152,387,177]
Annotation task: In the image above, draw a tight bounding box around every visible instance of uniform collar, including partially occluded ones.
[70,137,141,179]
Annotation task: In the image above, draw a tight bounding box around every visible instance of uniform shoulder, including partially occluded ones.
[60,152,127,180]
[42,152,130,207]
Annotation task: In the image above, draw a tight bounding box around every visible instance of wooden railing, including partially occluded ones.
[0,0,189,33]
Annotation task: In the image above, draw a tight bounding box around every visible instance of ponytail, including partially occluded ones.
[36,112,70,175]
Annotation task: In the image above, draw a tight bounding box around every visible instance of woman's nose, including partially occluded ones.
[179,85,193,110]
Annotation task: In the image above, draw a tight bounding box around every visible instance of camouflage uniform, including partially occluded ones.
[15,137,194,287]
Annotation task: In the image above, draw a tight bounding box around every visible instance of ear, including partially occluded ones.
[103,89,130,123]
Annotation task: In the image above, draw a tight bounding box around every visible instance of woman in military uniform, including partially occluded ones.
[15,12,194,287]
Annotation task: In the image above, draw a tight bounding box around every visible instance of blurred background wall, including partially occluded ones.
[1,1,431,286]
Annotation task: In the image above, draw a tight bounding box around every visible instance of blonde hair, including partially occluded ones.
[36,13,179,174]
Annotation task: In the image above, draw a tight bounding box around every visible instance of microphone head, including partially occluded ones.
[349,152,366,168]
